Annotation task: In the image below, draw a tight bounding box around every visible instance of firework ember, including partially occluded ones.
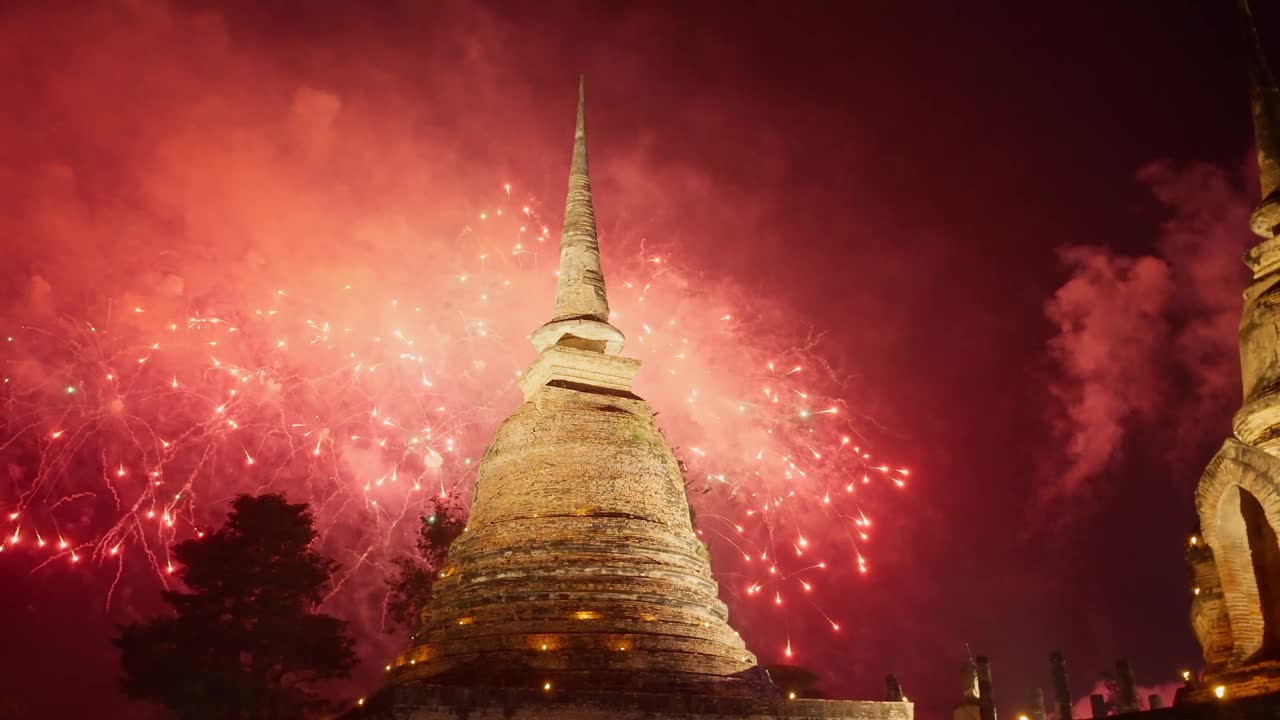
[1,184,906,666]
[7,1,1266,718]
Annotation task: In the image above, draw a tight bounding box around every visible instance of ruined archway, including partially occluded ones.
[1242,487,1280,658]
[1197,440,1280,661]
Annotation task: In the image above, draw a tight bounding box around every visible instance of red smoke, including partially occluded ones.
[1070,679,1182,718]
[1044,162,1252,501]
[0,0,906,712]
[0,2,1259,719]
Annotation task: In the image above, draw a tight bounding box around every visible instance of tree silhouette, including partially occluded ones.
[385,492,467,632]
[114,494,355,720]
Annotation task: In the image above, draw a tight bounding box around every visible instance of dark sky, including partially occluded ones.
[1,1,1276,718]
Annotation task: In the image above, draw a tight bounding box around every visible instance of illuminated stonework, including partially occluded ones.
[352,80,911,719]
[1185,13,1280,703]
[389,379,761,692]
[385,78,756,696]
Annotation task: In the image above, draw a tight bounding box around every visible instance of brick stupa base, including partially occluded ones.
[1181,659,1280,704]
[350,684,914,720]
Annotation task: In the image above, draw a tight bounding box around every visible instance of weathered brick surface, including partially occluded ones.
[1185,42,1280,700]
[1194,440,1280,666]
[389,383,759,692]
[518,345,640,399]
[1188,545,1235,668]
[352,684,915,720]
[1183,660,1280,704]
[1101,692,1280,720]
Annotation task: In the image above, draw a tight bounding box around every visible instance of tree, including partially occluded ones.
[385,492,467,632]
[115,494,356,720]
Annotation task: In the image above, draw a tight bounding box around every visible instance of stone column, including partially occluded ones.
[1030,687,1047,720]
[977,656,997,720]
[886,674,905,702]
[1115,659,1140,714]
[1089,694,1106,719]
[1050,651,1073,720]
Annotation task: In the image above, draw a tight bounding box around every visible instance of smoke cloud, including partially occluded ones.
[1044,162,1252,501]
[1070,679,1182,718]
[0,1,907,713]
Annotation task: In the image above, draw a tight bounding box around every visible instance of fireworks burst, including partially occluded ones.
[0,183,908,662]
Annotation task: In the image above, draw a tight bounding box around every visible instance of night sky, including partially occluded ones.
[1,1,1276,718]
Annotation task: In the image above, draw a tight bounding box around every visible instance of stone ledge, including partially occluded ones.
[1186,660,1280,704]
[518,344,641,400]
[347,683,913,720]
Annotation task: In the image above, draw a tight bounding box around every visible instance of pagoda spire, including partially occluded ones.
[1243,0,1280,238]
[531,77,626,355]
[1183,6,1280,697]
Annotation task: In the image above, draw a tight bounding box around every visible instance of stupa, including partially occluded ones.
[352,79,911,720]
[1184,0,1280,704]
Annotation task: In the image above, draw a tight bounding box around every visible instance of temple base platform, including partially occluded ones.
[346,683,914,720]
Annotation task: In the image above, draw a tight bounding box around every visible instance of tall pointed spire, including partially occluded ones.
[531,77,626,355]
[360,72,912,720]
[1243,0,1280,238]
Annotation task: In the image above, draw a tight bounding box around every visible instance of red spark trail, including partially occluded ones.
[0,184,908,666]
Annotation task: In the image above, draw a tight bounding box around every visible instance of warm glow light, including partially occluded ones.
[1215,685,1226,699]
[0,172,909,657]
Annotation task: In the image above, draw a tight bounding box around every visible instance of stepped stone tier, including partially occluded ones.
[1185,4,1280,704]
[350,80,911,720]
